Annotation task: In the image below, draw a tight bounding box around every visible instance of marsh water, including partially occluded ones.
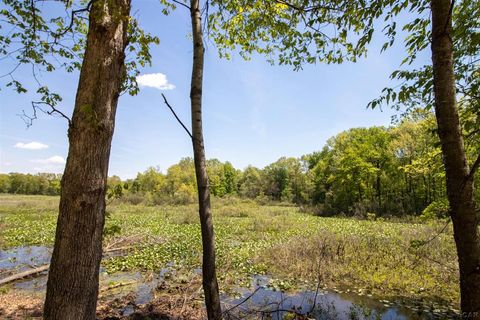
[0,246,458,319]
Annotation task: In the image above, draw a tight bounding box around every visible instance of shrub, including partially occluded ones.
[170,207,198,224]
[172,184,196,205]
[121,192,146,205]
[216,205,249,218]
[366,212,377,221]
[421,199,449,220]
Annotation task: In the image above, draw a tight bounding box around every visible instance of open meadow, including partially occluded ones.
[0,194,460,319]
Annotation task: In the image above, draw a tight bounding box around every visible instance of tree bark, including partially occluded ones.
[189,0,223,319]
[43,1,131,319]
[430,0,480,317]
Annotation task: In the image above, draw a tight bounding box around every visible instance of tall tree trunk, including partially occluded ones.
[376,163,382,213]
[189,0,223,319]
[431,0,480,316]
[43,1,131,319]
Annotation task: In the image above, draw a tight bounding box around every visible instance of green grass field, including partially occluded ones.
[0,194,459,311]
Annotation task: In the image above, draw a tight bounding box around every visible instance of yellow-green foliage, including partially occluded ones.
[0,194,459,309]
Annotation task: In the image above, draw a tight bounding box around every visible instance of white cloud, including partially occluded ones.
[14,141,49,150]
[136,73,175,90]
[31,155,66,165]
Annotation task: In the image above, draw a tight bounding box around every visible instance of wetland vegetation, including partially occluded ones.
[0,194,460,318]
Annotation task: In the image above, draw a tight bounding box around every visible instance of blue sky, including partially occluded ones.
[0,1,429,179]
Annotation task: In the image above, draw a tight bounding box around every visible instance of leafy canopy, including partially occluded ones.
[0,0,171,124]
[209,0,478,138]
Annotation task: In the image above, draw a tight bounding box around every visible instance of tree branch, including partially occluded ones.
[51,0,94,40]
[223,287,261,315]
[161,93,193,139]
[171,0,190,10]
[202,0,210,36]
[30,0,37,38]
[223,277,324,318]
[19,101,72,128]
[466,153,480,182]
[309,276,321,314]
[274,0,343,13]
[465,128,480,139]
[444,0,455,33]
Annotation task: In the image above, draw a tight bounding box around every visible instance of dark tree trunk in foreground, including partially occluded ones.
[43,0,131,319]
[189,0,223,319]
[431,0,480,316]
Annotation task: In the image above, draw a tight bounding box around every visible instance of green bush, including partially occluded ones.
[421,199,449,220]
[366,212,377,221]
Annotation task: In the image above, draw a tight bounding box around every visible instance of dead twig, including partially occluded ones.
[222,287,262,315]
[161,93,193,139]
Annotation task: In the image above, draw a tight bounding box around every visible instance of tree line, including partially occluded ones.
[3,113,479,220]
[0,173,61,195]
[111,113,477,218]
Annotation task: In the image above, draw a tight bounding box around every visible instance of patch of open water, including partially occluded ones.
[0,246,459,319]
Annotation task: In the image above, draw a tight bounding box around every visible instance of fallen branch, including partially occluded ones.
[0,244,139,286]
[104,234,145,251]
[104,246,136,254]
[0,265,49,286]
[99,281,136,294]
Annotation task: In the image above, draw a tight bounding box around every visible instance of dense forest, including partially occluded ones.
[4,113,479,218]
